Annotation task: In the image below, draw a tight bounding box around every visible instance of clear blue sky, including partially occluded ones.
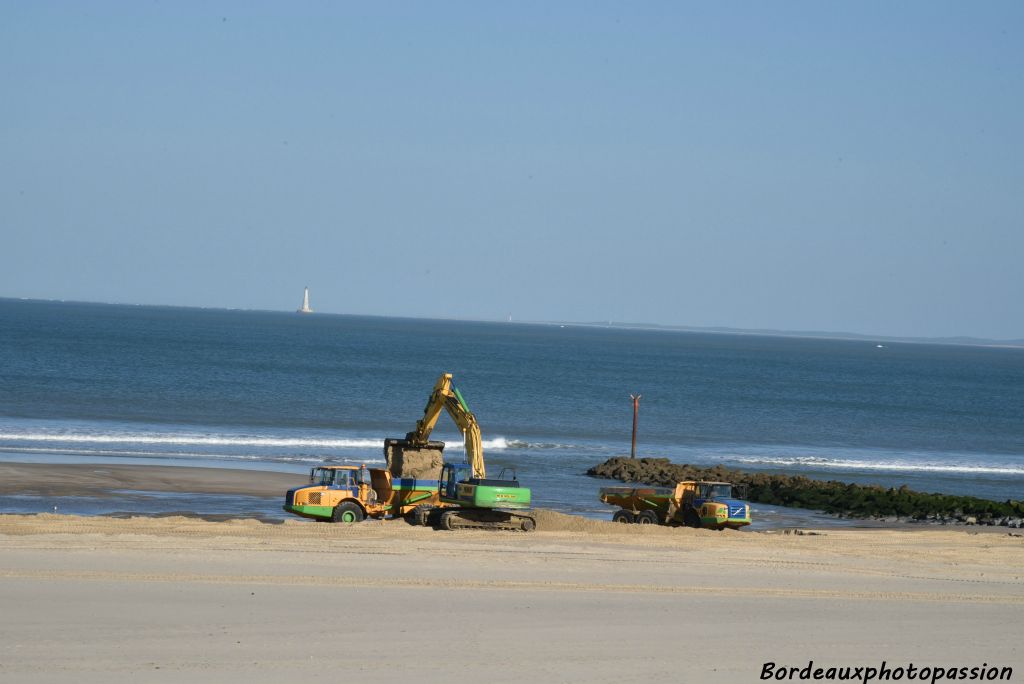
[2,2,1022,338]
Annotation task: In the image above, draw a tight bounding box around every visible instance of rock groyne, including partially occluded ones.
[588,457,1024,526]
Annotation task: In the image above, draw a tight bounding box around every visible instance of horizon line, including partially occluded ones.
[2,295,1022,349]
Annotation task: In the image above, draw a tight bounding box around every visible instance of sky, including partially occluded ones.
[2,2,1022,339]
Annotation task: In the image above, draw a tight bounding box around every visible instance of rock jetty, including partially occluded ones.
[588,457,1024,526]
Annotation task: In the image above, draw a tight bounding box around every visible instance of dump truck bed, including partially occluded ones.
[598,486,675,510]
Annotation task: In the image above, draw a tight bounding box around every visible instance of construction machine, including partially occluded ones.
[283,464,441,522]
[399,373,535,531]
[600,480,751,530]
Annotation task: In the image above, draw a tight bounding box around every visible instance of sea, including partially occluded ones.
[1,298,1022,528]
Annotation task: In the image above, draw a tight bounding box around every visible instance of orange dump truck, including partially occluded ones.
[284,465,444,522]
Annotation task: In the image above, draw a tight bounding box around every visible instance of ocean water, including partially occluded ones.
[1,299,1021,524]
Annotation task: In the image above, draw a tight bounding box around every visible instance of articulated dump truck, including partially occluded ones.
[283,437,457,522]
[600,480,751,530]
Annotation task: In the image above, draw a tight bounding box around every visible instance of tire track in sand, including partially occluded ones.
[1,568,1020,604]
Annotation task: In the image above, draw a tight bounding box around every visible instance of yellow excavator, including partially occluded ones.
[399,373,535,531]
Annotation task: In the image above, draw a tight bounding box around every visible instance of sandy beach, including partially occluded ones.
[0,465,1021,684]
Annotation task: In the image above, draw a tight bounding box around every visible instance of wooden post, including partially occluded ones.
[630,394,642,458]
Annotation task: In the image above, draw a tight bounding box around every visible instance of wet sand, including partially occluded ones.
[0,462,300,497]
[1,465,1022,683]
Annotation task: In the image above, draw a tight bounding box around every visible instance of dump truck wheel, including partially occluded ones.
[332,502,364,524]
[637,510,659,525]
[612,509,635,524]
[409,505,432,526]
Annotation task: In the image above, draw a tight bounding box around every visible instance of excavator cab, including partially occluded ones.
[439,462,471,499]
[440,463,523,500]
[438,461,528,510]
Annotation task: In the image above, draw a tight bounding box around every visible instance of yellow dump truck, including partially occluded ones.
[599,480,751,530]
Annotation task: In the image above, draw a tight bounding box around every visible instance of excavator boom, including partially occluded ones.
[406,373,485,479]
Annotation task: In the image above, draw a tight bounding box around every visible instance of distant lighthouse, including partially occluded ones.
[297,287,313,314]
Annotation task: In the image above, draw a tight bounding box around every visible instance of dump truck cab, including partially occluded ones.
[308,465,374,501]
[284,466,375,522]
[673,480,751,529]
[310,466,358,490]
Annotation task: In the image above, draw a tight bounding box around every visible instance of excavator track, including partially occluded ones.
[437,509,536,532]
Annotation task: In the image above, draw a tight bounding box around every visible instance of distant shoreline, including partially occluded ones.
[3,297,1022,350]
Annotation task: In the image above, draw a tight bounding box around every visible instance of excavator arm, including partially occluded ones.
[406,373,485,479]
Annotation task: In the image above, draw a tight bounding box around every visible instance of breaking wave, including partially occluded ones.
[0,431,383,449]
[733,455,1024,477]
[0,429,585,454]
[0,445,387,466]
[504,439,581,450]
